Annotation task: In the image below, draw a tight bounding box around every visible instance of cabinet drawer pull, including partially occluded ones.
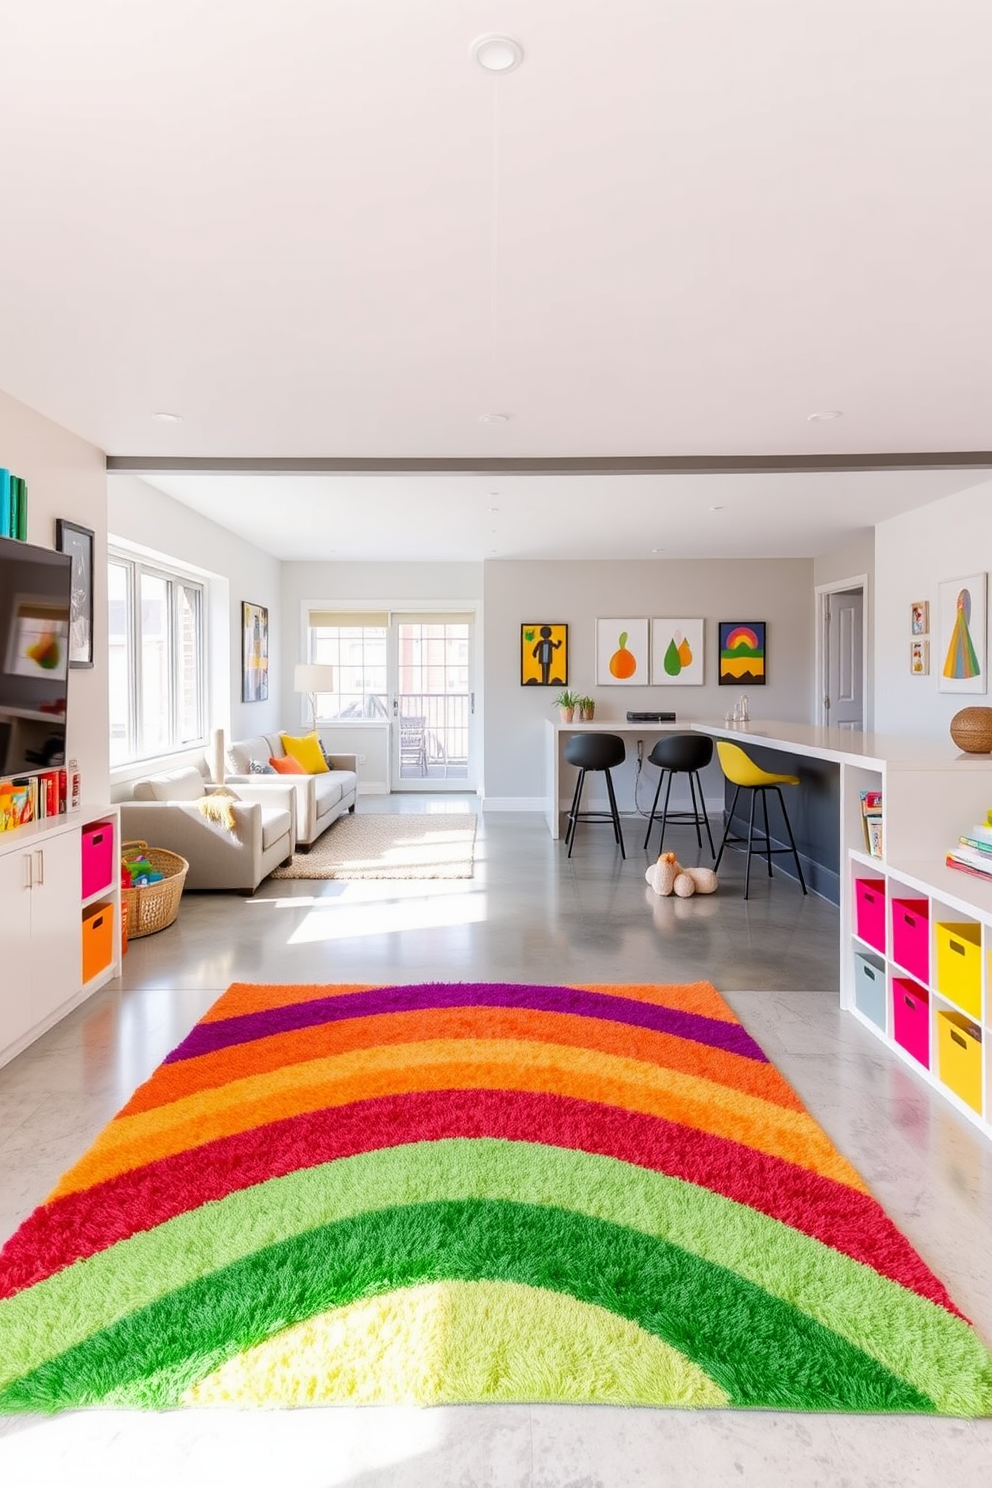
[903,994,916,1009]
[90,832,105,847]
[863,965,876,982]
[950,1029,968,1049]
[90,915,105,931]
[903,912,916,928]
[948,938,966,957]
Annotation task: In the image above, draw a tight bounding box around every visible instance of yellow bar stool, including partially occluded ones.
[713,740,808,900]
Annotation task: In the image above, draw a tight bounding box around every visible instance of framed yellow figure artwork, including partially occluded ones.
[521,623,568,686]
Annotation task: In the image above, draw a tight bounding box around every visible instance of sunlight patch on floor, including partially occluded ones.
[287,894,489,944]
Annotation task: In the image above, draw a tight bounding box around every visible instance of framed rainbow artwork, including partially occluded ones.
[718,621,766,686]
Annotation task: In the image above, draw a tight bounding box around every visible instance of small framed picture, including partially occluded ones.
[910,639,929,675]
[242,600,269,702]
[910,601,929,636]
[54,518,95,668]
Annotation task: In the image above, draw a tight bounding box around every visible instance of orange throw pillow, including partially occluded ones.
[269,755,305,774]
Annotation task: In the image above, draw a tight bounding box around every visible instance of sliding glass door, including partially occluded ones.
[391,615,474,792]
[305,609,476,793]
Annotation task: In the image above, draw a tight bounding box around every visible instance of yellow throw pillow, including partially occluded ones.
[280,732,329,774]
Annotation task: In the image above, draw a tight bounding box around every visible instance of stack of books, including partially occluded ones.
[0,769,67,831]
[860,789,883,858]
[946,821,992,882]
[0,467,28,540]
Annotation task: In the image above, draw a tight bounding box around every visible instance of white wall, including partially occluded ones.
[813,533,874,590]
[108,474,283,763]
[0,388,108,799]
[483,557,815,807]
[875,476,992,737]
[281,561,483,792]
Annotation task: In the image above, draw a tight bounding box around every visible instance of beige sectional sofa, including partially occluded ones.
[223,733,359,849]
[120,766,295,894]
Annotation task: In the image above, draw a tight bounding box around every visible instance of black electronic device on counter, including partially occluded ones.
[625,711,676,723]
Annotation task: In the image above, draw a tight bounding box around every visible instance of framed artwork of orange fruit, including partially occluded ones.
[596,618,648,685]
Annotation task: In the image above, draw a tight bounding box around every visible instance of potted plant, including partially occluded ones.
[578,695,596,721]
[554,689,580,722]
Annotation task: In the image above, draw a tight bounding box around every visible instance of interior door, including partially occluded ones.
[825,588,864,729]
[391,614,475,791]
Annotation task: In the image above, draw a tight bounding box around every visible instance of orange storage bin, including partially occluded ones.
[81,901,114,984]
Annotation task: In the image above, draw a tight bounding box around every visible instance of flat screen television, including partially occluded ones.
[0,535,73,775]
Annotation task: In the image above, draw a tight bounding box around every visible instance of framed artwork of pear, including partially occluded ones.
[596,618,648,685]
[651,618,704,685]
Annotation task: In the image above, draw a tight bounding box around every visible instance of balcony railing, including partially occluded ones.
[398,694,469,780]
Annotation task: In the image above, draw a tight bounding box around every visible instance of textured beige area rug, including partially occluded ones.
[271,813,477,880]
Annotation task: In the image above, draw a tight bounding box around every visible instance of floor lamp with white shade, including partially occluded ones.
[294,663,335,736]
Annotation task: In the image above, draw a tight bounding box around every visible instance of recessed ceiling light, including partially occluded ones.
[151,411,182,423]
[807,409,843,422]
[651,547,665,554]
[708,505,724,512]
[488,506,500,512]
[471,35,524,73]
[478,412,510,424]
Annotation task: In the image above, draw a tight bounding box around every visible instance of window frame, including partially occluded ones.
[108,548,207,766]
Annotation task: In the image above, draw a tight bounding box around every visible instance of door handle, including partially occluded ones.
[23,853,33,889]
[34,848,44,885]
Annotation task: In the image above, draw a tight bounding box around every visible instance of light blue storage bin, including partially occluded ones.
[854,950,886,1031]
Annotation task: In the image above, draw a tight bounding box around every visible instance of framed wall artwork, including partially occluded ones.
[242,600,269,702]
[910,600,929,636]
[718,621,766,686]
[596,618,648,685]
[520,623,568,686]
[54,518,94,667]
[937,574,987,694]
[650,618,704,684]
[910,639,929,675]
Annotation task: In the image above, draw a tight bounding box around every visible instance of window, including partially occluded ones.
[306,611,388,720]
[108,551,205,765]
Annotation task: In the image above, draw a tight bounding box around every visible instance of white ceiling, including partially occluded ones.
[2,2,991,559]
[138,467,981,562]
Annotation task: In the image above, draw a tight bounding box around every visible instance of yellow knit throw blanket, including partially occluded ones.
[197,789,238,833]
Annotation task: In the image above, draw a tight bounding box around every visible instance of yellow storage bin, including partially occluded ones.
[936,1010,983,1115]
[934,921,982,1019]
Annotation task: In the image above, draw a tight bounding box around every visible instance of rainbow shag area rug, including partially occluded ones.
[1,980,990,1414]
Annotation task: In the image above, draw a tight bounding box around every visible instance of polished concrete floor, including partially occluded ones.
[1,797,991,1487]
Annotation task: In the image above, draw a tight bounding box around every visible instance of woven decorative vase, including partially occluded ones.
[949,706,992,754]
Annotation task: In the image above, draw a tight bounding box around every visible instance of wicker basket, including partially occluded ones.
[121,840,189,938]
[950,706,992,755]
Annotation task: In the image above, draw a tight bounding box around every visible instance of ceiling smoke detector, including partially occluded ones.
[478,412,510,424]
[471,35,524,73]
[807,409,843,422]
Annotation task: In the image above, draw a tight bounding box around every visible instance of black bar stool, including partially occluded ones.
[713,740,808,899]
[564,733,626,858]
[642,733,715,856]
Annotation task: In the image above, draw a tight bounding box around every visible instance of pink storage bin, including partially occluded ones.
[891,898,929,983]
[892,977,930,1069]
[81,820,115,900]
[854,877,886,953]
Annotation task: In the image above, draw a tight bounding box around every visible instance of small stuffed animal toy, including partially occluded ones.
[645,851,718,898]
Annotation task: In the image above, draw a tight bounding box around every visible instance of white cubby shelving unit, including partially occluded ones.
[0,802,121,1068]
[843,753,992,1139]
